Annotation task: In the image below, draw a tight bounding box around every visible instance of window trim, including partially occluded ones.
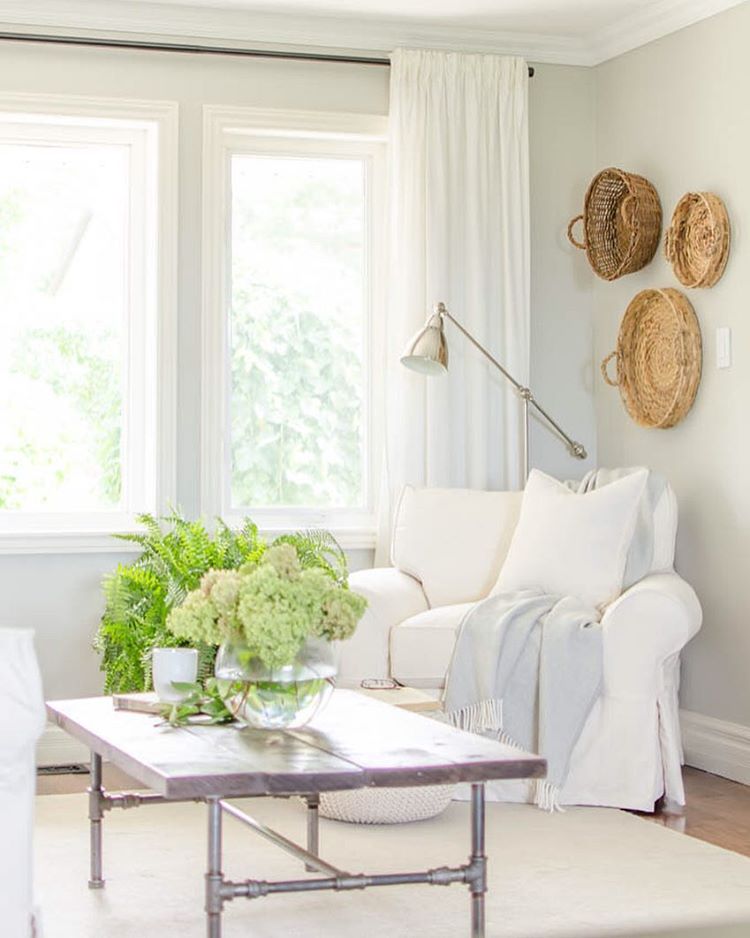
[0,93,178,555]
[202,106,387,549]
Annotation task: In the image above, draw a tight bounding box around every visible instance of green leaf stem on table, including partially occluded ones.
[158,679,237,728]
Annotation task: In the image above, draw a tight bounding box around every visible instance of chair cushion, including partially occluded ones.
[391,486,522,607]
[390,603,474,688]
[494,468,648,608]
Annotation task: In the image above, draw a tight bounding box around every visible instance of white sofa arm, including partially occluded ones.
[0,629,45,938]
[601,571,702,698]
[337,568,429,686]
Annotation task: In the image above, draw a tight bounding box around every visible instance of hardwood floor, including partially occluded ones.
[38,763,750,858]
[642,766,750,858]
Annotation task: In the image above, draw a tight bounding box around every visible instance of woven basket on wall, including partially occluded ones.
[665,191,730,288]
[601,288,702,429]
[568,168,662,281]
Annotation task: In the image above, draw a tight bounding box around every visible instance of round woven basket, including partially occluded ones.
[665,191,730,288]
[601,288,702,429]
[319,784,454,825]
[568,168,662,281]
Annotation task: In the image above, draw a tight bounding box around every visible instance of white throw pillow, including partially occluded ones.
[492,468,648,608]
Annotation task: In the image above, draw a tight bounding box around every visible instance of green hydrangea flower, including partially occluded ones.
[208,569,242,617]
[262,543,302,581]
[167,590,222,645]
[318,588,368,642]
[165,539,367,670]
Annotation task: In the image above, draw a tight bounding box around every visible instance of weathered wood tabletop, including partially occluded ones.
[47,690,546,800]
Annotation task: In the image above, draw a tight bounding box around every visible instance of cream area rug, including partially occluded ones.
[35,795,750,938]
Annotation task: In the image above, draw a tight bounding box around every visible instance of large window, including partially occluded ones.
[0,98,176,547]
[203,109,385,544]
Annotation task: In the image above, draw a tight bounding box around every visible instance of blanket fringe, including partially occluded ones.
[445,700,524,756]
[445,698,503,736]
[446,699,565,813]
[534,779,564,813]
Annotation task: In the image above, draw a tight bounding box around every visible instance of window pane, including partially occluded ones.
[230,154,366,510]
[0,140,128,512]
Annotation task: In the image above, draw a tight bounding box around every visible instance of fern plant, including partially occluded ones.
[95,512,351,694]
[95,512,265,693]
[272,528,348,585]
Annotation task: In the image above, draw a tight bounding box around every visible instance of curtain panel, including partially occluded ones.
[377,49,530,562]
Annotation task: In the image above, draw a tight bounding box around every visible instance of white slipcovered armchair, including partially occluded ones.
[339,480,702,811]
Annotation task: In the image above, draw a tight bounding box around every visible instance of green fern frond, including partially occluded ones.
[96,511,351,694]
[272,529,348,584]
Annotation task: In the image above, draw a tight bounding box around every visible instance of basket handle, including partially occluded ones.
[567,214,586,250]
[698,194,721,255]
[600,351,621,387]
[620,194,636,228]
[664,226,675,263]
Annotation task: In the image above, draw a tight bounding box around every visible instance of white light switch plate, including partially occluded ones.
[717,327,732,369]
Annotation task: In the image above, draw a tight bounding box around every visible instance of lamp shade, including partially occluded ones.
[400,311,448,376]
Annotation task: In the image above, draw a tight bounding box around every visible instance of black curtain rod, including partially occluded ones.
[0,30,534,76]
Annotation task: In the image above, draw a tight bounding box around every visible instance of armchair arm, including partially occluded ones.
[337,568,429,686]
[601,571,702,698]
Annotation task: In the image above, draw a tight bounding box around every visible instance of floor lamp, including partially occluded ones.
[400,302,587,481]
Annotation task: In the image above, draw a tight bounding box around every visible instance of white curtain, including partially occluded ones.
[376,49,530,562]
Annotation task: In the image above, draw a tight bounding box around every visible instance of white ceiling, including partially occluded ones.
[119,0,656,38]
[0,0,743,65]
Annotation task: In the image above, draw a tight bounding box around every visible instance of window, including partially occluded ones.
[0,97,176,549]
[203,109,386,545]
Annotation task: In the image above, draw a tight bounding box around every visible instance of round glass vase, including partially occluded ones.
[214,636,337,730]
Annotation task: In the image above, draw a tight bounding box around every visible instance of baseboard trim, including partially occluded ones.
[681,709,750,786]
[37,722,90,767]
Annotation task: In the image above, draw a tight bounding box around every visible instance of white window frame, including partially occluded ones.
[202,106,386,549]
[0,93,178,554]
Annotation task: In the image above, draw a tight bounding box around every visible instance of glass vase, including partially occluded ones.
[214,636,336,730]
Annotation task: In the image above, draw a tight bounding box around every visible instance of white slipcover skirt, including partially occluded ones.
[0,629,46,938]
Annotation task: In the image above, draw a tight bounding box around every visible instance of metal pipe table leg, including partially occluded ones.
[305,795,320,873]
[206,798,224,938]
[87,752,105,889]
[470,783,487,938]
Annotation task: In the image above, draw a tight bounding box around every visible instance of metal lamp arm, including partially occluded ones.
[438,305,587,475]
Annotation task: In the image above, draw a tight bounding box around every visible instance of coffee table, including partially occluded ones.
[47,690,545,938]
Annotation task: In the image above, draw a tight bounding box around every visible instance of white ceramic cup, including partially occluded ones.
[152,647,199,703]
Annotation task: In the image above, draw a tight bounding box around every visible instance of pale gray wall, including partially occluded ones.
[0,42,597,700]
[529,64,597,481]
[592,3,750,727]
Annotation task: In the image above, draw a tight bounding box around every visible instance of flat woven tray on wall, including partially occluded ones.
[568,167,662,281]
[665,191,730,288]
[601,288,702,429]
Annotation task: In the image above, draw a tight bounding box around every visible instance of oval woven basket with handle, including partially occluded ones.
[665,191,730,288]
[601,288,702,429]
[568,167,662,281]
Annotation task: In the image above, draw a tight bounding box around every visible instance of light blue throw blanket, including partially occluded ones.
[443,467,666,810]
[443,591,602,810]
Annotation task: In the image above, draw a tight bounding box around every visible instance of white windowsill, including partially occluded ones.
[0,526,377,556]
[259,527,377,551]
[0,530,144,555]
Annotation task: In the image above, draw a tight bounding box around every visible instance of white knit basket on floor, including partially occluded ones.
[319,784,454,825]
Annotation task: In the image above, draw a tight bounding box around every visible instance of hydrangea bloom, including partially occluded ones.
[318,588,367,642]
[166,541,366,669]
[167,589,225,645]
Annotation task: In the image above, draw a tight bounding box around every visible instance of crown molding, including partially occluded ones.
[589,0,747,65]
[0,0,744,68]
[0,0,591,65]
